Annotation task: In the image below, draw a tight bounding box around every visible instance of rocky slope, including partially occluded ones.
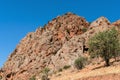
[0,12,120,80]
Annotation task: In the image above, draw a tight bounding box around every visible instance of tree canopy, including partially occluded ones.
[89,28,120,66]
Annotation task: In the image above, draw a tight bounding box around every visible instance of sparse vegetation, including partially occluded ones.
[41,67,50,80]
[89,28,120,66]
[29,76,36,80]
[42,67,50,75]
[63,65,71,70]
[82,27,87,32]
[41,74,49,80]
[74,56,87,70]
[0,75,2,80]
[58,68,63,72]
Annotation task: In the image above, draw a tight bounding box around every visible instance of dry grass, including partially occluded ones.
[50,59,120,80]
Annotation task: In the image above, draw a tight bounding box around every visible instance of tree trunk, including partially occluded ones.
[105,58,110,66]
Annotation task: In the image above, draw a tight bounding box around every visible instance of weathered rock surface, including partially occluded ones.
[1,12,89,80]
[89,16,110,29]
[1,13,120,80]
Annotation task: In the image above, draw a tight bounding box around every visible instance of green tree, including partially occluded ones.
[89,28,120,66]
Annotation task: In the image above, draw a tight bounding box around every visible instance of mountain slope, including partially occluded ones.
[1,12,120,80]
[1,12,89,80]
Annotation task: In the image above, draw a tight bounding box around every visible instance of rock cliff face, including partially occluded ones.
[0,12,120,80]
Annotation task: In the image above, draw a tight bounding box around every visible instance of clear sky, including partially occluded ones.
[0,0,120,68]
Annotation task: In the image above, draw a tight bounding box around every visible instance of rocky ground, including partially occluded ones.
[50,59,120,80]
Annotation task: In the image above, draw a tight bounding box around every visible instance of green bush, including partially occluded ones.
[74,57,87,70]
[89,28,120,66]
[29,76,36,80]
[63,65,71,70]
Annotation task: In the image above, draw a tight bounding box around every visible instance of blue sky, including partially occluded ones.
[0,0,120,67]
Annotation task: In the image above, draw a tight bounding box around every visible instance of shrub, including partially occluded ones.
[41,67,50,80]
[82,27,87,32]
[74,57,87,70]
[89,28,120,66]
[63,65,71,70]
[41,74,49,80]
[58,68,63,72]
[29,76,36,80]
[42,67,50,75]
[0,75,2,80]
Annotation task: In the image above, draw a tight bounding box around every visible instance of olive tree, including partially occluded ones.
[89,28,120,66]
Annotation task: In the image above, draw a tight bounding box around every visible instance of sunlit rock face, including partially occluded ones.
[2,13,119,80]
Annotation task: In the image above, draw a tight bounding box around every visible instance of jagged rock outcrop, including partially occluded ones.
[1,12,90,80]
[1,13,120,80]
[89,17,110,29]
[51,36,85,71]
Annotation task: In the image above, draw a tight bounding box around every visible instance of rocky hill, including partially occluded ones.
[1,12,120,80]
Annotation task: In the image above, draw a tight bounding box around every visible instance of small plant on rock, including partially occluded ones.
[42,67,50,75]
[82,27,87,32]
[29,75,36,80]
[41,74,49,80]
[58,68,63,72]
[41,67,50,80]
[63,65,71,70]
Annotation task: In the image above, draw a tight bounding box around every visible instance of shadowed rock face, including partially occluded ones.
[1,13,120,80]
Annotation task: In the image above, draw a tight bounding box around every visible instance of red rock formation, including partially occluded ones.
[2,12,89,80]
[1,13,120,80]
